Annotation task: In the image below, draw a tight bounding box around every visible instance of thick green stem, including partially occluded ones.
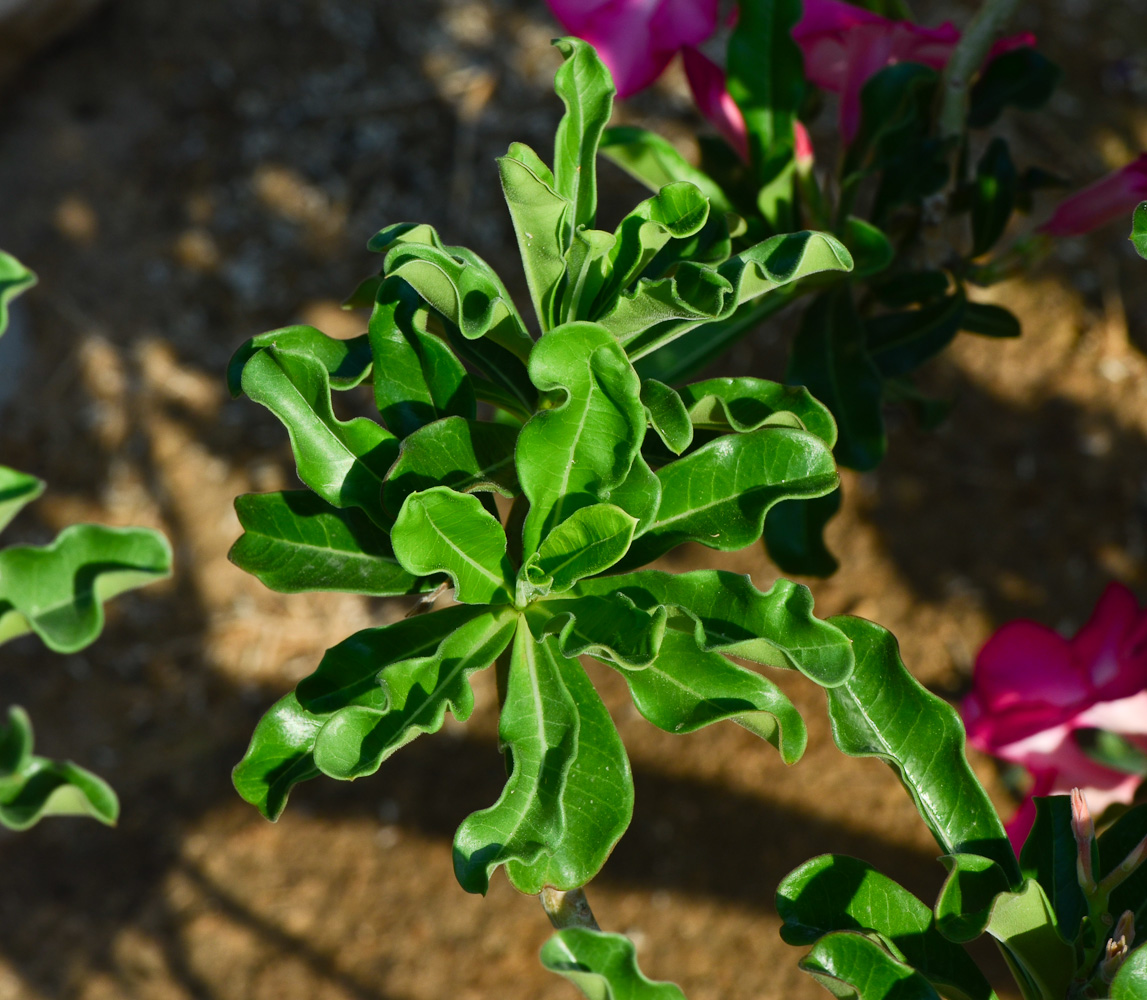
[540,887,600,931]
[937,0,1021,144]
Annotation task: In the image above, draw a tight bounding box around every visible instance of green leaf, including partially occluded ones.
[1132,202,1147,261]
[499,143,571,332]
[0,465,45,534]
[982,880,1075,1000]
[867,292,966,379]
[391,487,513,605]
[571,570,854,687]
[787,289,886,471]
[935,853,1013,943]
[599,126,733,215]
[541,929,687,1000]
[873,271,950,309]
[606,453,662,536]
[505,653,633,892]
[824,616,1020,883]
[799,931,942,1000]
[640,380,693,455]
[552,37,614,235]
[1018,796,1087,943]
[0,251,36,338]
[1112,943,1147,999]
[453,620,579,894]
[439,314,537,418]
[763,490,841,579]
[234,342,397,525]
[0,524,172,653]
[564,227,617,325]
[312,609,517,780]
[619,425,838,568]
[368,276,475,437]
[0,706,118,830]
[383,415,520,516]
[842,217,894,280]
[971,139,1017,257]
[678,377,837,447]
[229,491,425,596]
[517,322,645,555]
[607,231,853,360]
[227,324,373,397]
[961,302,1021,339]
[777,854,996,1000]
[232,691,324,820]
[612,628,807,764]
[1099,803,1147,929]
[531,503,638,594]
[543,593,668,669]
[968,48,1061,129]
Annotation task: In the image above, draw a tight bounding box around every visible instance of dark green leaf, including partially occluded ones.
[825,616,1020,882]
[230,491,426,596]
[1132,202,1147,261]
[842,217,894,279]
[439,314,537,417]
[1100,803,1147,929]
[799,931,942,1000]
[0,251,36,338]
[777,854,995,1000]
[961,302,1021,338]
[543,592,667,669]
[867,292,966,379]
[764,490,841,578]
[0,465,45,534]
[640,379,693,455]
[1018,796,1087,942]
[787,289,886,471]
[599,126,732,215]
[391,487,514,605]
[227,324,373,397]
[0,524,172,653]
[541,928,686,1000]
[935,853,1013,943]
[678,377,837,446]
[873,271,950,309]
[971,139,1017,257]
[231,692,323,821]
[0,706,118,830]
[968,48,1062,129]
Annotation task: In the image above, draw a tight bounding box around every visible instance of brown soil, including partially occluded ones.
[0,1,1145,998]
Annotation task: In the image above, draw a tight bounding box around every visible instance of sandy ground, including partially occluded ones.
[0,1,1146,998]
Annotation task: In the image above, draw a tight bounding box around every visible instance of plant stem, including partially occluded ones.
[937,0,1020,144]
[540,887,600,931]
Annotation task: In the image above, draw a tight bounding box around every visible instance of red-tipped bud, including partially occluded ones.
[1072,788,1097,894]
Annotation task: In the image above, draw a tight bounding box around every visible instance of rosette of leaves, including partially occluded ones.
[0,251,173,829]
[776,617,1147,1000]
[597,1,1059,574]
[229,38,857,898]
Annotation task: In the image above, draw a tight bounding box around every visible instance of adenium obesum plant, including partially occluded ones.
[0,251,172,830]
[964,584,1147,849]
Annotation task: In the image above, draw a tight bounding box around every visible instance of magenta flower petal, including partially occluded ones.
[1039,154,1147,237]
[1070,582,1147,698]
[970,621,1088,715]
[682,46,749,160]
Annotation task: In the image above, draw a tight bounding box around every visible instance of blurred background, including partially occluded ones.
[0,1,1145,998]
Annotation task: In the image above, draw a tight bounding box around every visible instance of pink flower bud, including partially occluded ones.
[1071,787,1097,893]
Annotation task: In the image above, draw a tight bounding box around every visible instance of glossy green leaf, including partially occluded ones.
[391,487,513,605]
[312,609,517,780]
[983,880,1075,1000]
[541,929,686,1000]
[552,37,614,235]
[605,453,662,536]
[678,377,837,447]
[0,251,36,338]
[972,139,1018,257]
[1099,802,1147,929]
[517,322,645,555]
[500,142,571,332]
[961,302,1021,339]
[453,620,579,894]
[531,503,637,594]
[968,48,1061,129]
[606,231,853,360]
[543,593,668,669]
[234,343,397,525]
[0,524,171,653]
[787,289,886,471]
[777,854,995,1000]
[935,853,1013,943]
[571,571,854,687]
[368,221,447,256]
[867,292,966,379]
[599,126,733,215]
[506,653,632,892]
[1112,943,1147,999]
[0,466,45,534]
[763,490,841,578]
[1131,202,1147,261]
[619,425,838,568]
[824,616,1020,882]
[383,415,520,516]
[227,324,372,397]
[612,629,807,763]
[0,705,118,830]
[640,380,693,455]
[439,315,537,418]
[799,931,942,1000]
[368,276,475,437]
[230,491,424,596]
[1018,796,1087,943]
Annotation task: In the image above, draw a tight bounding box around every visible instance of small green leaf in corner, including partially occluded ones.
[541,928,687,1000]
[1132,202,1147,260]
[0,251,36,338]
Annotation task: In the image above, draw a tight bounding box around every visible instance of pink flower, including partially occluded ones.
[963,583,1147,850]
[1039,155,1147,237]
[793,0,1035,142]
